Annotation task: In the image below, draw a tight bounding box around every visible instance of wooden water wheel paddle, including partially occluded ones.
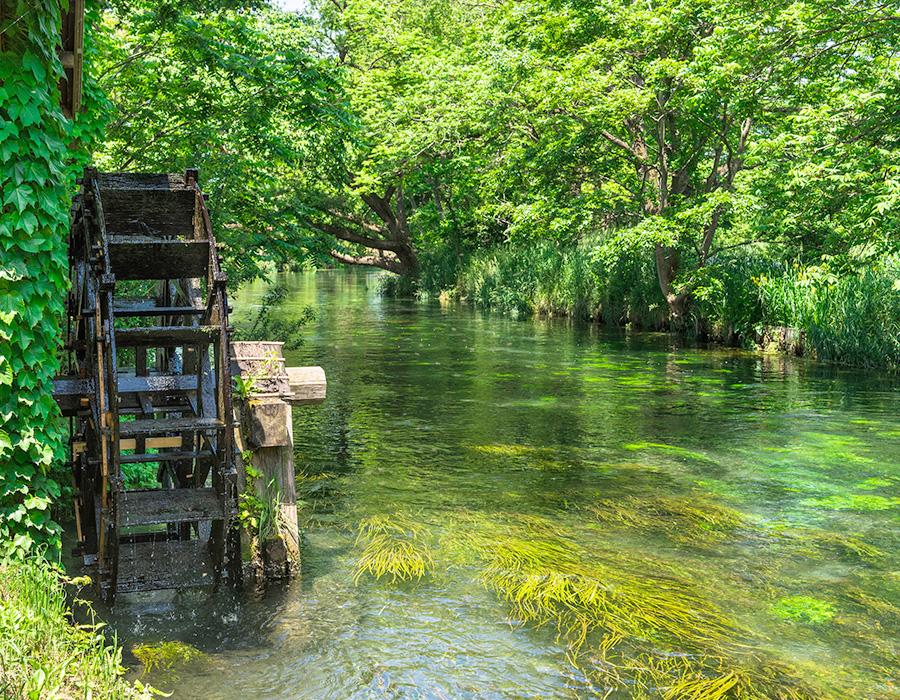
[54,169,240,601]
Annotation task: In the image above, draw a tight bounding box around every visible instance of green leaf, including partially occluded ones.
[21,51,46,82]
[0,359,11,386]
[5,185,33,214]
[19,102,42,127]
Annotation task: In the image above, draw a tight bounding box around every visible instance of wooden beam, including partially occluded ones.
[286,366,326,405]
[58,0,84,118]
[72,436,183,456]
[72,0,83,114]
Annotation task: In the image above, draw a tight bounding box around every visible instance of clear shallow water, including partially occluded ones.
[103,270,898,698]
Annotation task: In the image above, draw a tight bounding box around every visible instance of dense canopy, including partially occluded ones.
[87,0,899,367]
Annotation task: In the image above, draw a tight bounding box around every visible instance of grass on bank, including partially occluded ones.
[0,557,149,700]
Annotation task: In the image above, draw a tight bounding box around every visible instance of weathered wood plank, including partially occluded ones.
[286,366,326,405]
[115,325,218,348]
[243,398,291,448]
[120,488,223,527]
[116,540,216,593]
[120,449,214,464]
[52,376,92,416]
[98,173,190,191]
[117,373,198,394]
[114,302,205,318]
[108,237,209,280]
[101,187,195,237]
[119,417,223,438]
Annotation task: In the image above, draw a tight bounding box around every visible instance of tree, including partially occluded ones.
[485,0,899,323]
[307,0,498,276]
[94,1,346,281]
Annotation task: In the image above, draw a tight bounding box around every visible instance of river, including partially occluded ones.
[105,269,898,698]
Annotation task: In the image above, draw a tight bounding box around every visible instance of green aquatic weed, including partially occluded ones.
[353,515,434,584]
[621,653,818,700]
[856,477,894,489]
[845,588,900,622]
[132,640,204,675]
[622,442,711,461]
[589,494,747,543]
[771,596,836,624]
[445,513,820,698]
[802,494,899,511]
[467,443,547,457]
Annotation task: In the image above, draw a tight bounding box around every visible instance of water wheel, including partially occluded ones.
[55,168,240,600]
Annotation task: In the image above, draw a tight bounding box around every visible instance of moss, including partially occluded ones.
[771,596,836,624]
[353,515,434,583]
[131,640,204,675]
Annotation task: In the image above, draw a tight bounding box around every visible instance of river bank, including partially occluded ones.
[0,557,147,699]
[395,242,900,370]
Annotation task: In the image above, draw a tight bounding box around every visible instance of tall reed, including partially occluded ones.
[411,241,899,369]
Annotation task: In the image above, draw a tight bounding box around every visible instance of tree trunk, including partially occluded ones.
[315,185,420,277]
[654,244,688,328]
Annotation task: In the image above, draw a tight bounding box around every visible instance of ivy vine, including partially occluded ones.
[0,1,106,557]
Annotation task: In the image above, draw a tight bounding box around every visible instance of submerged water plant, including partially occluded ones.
[353,515,434,584]
[609,652,819,700]
[443,512,823,698]
[132,640,204,676]
[771,596,836,625]
[622,442,711,461]
[589,495,747,543]
[802,494,899,511]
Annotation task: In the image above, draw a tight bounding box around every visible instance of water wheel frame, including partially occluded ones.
[61,168,240,600]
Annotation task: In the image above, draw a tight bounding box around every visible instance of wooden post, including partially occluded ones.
[59,0,84,118]
[231,342,326,578]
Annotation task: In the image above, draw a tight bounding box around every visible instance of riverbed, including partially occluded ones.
[106,269,898,698]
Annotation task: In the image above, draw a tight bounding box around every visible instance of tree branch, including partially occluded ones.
[328,250,402,273]
[312,222,402,252]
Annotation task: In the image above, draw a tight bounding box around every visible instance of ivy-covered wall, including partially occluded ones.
[0,2,105,556]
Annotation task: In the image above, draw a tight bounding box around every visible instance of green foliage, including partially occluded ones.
[233,375,257,401]
[771,596,836,625]
[237,461,285,545]
[755,259,900,368]
[231,282,315,351]
[0,557,150,699]
[237,463,264,535]
[307,0,896,365]
[256,478,285,544]
[87,0,898,364]
[92,2,347,282]
[415,242,900,368]
[0,3,105,557]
